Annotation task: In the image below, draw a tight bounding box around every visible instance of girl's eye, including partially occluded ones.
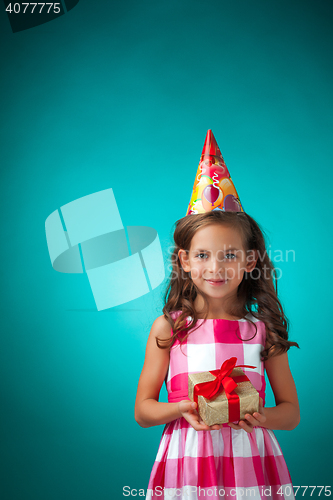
[196,253,208,259]
[225,253,236,259]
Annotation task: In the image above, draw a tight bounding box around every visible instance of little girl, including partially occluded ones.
[135,210,300,500]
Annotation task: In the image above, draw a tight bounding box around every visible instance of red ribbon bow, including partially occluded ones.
[193,356,256,422]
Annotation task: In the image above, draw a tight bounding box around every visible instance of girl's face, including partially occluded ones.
[178,223,257,307]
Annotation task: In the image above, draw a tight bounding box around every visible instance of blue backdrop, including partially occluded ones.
[0,0,332,498]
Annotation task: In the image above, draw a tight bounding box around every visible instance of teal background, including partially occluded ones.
[0,0,332,499]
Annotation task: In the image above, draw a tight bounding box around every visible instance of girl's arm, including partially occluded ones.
[135,315,222,430]
[260,348,300,431]
[229,347,300,433]
[134,315,182,427]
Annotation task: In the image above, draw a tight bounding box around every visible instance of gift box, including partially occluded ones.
[188,357,259,426]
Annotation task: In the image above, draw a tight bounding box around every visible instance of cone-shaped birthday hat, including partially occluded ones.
[186,130,244,215]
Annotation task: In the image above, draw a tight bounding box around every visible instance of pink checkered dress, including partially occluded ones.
[146,311,295,500]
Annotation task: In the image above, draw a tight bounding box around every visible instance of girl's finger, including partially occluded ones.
[253,412,266,422]
[238,420,254,433]
[194,423,211,431]
[244,414,257,425]
[228,422,242,430]
[198,419,222,431]
[245,413,266,426]
[186,402,197,412]
[186,414,210,431]
[258,398,265,413]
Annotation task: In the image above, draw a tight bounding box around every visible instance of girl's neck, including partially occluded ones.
[194,296,241,320]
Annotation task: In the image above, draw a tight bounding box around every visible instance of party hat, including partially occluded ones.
[186,130,244,215]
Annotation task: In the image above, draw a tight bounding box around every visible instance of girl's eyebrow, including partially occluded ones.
[193,247,240,252]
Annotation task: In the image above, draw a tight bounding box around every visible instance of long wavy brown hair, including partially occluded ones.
[157,211,299,360]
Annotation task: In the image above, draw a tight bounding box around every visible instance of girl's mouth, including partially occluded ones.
[205,279,227,286]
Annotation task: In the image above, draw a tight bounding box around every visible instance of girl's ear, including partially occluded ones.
[178,249,191,272]
[245,249,258,273]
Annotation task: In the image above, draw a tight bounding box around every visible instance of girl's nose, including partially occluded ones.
[209,258,223,275]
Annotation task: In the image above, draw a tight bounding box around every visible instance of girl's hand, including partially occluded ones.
[228,397,266,433]
[178,400,222,431]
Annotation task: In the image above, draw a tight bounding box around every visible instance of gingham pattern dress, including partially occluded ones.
[146,311,295,500]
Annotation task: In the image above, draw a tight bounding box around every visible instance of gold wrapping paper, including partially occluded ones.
[188,367,259,426]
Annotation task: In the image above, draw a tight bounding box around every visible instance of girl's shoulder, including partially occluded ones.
[150,314,172,340]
